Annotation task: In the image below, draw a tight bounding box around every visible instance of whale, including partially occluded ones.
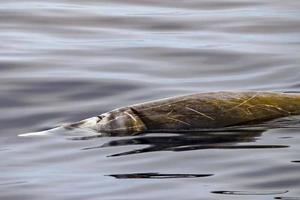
[19,91,300,137]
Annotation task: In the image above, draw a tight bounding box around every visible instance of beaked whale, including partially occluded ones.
[19,91,300,137]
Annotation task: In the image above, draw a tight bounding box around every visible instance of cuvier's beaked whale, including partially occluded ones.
[19,91,300,137]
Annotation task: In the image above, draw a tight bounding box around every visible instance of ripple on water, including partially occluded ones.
[0,0,300,199]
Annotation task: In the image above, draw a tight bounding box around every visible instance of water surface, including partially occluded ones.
[1,0,300,199]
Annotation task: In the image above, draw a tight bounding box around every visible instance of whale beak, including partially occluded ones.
[18,116,101,137]
[18,127,63,137]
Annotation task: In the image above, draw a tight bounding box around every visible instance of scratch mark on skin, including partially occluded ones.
[166,116,191,126]
[244,106,255,115]
[246,104,291,115]
[140,98,188,111]
[185,107,215,120]
[263,104,291,115]
[227,93,259,112]
[229,106,254,116]
[124,111,137,122]
[167,109,174,116]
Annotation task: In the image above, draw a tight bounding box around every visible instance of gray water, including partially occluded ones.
[1,0,300,199]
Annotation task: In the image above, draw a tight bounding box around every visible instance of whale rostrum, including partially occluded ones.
[19,91,300,137]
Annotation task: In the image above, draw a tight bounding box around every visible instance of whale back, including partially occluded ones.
[126,92,300,132]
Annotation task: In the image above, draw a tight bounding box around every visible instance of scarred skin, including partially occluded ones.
[65,91,300,136]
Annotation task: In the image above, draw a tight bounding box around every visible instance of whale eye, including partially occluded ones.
[97,115,104,122]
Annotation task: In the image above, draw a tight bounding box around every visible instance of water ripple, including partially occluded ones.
[0,0,300,199]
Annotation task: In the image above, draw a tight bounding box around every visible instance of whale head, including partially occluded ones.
[19,108,147,137]
[64,108,147,136]
[96,108,147,136]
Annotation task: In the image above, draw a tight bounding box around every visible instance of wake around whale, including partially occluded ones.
[19,91,300,137]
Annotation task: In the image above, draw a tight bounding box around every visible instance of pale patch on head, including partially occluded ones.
[95,108,147,135]
[64,117,100,131]
[124,111,137,122]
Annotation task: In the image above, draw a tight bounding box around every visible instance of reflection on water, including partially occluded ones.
[109,172,213,179]
[1,0,300,199]
[211,190,288,195]
[82,130,289,157]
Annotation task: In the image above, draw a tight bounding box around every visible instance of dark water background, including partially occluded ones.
[1,0,300,199]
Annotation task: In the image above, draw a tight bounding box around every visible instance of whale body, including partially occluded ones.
[19,91,300,137]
